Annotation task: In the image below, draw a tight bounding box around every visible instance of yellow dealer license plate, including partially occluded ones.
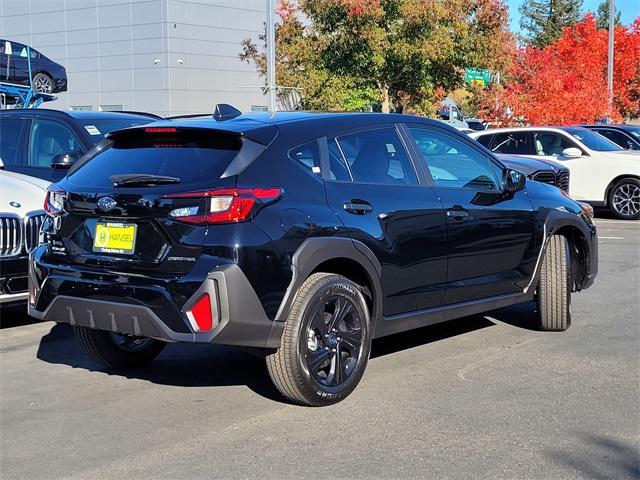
[93,222,137,255]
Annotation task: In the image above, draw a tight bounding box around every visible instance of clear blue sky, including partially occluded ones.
[506,0,639,32]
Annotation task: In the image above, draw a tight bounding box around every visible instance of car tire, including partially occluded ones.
[536,235,571,331]
[608,177,640,220]
[73,326,166,369]
[32,72,54,94]
[266,273,372,406]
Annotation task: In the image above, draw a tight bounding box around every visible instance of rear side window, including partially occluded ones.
[289,140,321,176]
[475,135,493,148]
[489,132,534,154]
[69,128,241,188]
[330,127,418,185]
[0,117,28,165]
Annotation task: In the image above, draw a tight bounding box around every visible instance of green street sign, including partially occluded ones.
[465,68,491,87]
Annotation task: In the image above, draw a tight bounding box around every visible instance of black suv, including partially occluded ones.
[29,112,598,406]
[0,109,159,182]
[581,124,640,151]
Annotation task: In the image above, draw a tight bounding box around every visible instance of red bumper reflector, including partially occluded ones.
[189,293,213,332]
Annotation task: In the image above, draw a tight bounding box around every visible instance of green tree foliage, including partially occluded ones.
[596,0,622,29]
[241,0,514,114]
[519,0,583,47]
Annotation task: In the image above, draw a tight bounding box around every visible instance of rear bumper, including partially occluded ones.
[29,248,283,348]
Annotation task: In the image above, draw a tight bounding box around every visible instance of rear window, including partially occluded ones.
[79,118,153,144]
[68,128,241,188]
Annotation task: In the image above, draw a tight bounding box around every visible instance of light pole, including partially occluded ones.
[266,0,277,112]
[607,0,615,120]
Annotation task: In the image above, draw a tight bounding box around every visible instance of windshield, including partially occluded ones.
[561,127,623,151]
[79,118,153,144]
[624,126,640,140]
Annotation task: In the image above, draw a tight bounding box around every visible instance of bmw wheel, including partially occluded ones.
[609,178,640,220]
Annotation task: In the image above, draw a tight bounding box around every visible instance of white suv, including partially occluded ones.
[470,126,640,219]
[0,160,49,304]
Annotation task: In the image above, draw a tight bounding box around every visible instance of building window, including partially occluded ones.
[70,105,92,111]
[99,104,123,112]
[251,105,268,112]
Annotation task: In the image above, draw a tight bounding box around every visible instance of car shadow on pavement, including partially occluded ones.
[35,303,536,403]
[545,433,640,479]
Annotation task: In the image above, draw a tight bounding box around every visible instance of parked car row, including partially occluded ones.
[470,126,640,220]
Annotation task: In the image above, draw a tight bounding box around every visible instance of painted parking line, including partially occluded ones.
[598,236,624,240]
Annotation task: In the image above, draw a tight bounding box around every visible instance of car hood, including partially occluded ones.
[0,170,50,218]
[599,150,640,160]
[495,154,565,175]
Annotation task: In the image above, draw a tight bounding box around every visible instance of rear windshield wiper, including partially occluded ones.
[109,174,181,187]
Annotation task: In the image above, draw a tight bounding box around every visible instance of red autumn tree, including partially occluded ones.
[482,14,640,124]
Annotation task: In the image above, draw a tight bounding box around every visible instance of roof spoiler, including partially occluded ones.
[213,103,242,122]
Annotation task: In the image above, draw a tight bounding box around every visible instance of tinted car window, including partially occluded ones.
[475,134,493,148]
[489,132,533,154]
[332,127,417,185]
[594,129,637,150]
[326,138,352,181]
[69,129,240,188]
[560,127,622,152]
[0,117,27,165]
[29,118,83,168]
[289,140,321,176]
[78,118,152,144]
[410,127,500,191]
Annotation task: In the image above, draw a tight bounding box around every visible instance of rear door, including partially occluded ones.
[406,124,537,304]
[54,127,244,275]
[322,125,448,316]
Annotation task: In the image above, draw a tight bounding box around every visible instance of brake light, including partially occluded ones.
[166,188,282,224]
[144,127,177,133]
[44,188,66,217]
[187,293,213,332]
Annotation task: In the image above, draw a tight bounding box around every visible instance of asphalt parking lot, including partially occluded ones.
[1,215,638,480]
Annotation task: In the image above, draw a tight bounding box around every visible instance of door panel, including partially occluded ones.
[323,126,448,316]
[407,125,537,304]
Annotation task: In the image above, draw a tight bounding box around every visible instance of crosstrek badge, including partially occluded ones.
[93,223,137,254]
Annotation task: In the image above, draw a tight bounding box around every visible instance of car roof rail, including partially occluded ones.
[213,103,242,122]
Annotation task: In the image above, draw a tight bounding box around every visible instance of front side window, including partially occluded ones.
[410,127,501,191]
[330,127,418,185]
[533,132,581,156]
[29,119,83,168]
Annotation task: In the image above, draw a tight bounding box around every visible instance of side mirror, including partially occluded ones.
[562,147,582,158]
[51,152,81,169]
[504,168,526,192]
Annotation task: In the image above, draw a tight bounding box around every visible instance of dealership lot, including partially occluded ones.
[1,216,638,480]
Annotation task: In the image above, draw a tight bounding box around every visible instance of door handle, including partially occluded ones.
[343,201,373,215]
[446,209,469,221]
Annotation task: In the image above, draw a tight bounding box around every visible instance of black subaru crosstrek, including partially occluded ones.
[29,111,598,406]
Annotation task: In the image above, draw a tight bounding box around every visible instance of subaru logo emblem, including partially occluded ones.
[97,197,117,211]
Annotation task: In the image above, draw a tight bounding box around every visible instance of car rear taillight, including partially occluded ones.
[165,188,282,224]
[44,188,66,217]
[186,293,213,332]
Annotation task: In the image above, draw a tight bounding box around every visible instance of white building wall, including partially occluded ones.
[0,0,267,116]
